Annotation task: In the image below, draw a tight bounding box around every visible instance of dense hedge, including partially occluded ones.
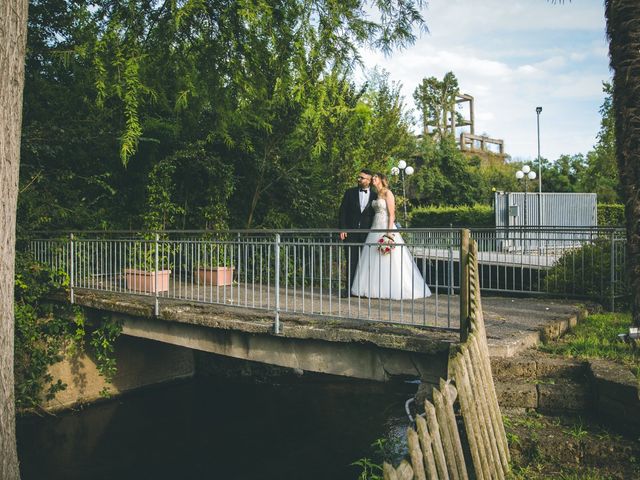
[544,238,628,307]
[598,203,624,227]
[408,204,494,228]
[408,203,624,228]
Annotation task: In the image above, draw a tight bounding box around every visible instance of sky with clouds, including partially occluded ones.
[357,0,611,162]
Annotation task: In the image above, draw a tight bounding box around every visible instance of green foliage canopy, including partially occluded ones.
[19,0,427,231]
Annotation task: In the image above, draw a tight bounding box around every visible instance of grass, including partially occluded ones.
[539,312,640,378]
[508,466,610,480]
[505,411,640,480]
[508,467,615,480]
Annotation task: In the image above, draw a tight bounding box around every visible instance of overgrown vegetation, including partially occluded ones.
[544,238,628,306]
[19,6,620,233]
[14,251,84,410]
[353,410,640,480]
[352,438,394,480]
[505,411,640,480]
[539,312,639,378]
[90,317,123,397]
[598,203,625,226]
[14,251,122,411]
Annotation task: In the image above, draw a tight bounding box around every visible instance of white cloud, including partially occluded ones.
[533,56,567,70]
[570,52,588,62]
[517,65,539,75]
[424,0,604,37]
[357,0,610,161]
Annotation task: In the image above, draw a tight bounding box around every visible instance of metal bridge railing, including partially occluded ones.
[25,229,464,332]
[470,226,627,309]
[24,226,628,334]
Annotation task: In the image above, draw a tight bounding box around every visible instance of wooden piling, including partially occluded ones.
[439,379,469,480]
[451,352,487,480]
[408,427,427,480]
[380,238,511,479]
[383,462,399,480]
[416,415,439,480]
[396,460,414,480]
[460,229,470,342]
[424,400,450,480]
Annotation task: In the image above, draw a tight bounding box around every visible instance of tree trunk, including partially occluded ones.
[606,0,640,327]
[0,0,28,477]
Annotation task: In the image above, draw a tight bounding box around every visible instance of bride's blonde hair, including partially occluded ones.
[375,173,390,197]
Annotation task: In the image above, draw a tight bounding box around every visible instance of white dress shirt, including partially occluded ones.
[359,189,370,212]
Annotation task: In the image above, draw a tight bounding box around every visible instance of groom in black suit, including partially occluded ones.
[338,169,378,296]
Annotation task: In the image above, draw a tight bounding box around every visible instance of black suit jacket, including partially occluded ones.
[338,187,378,233]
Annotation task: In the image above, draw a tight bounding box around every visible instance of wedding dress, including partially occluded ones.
[350,199,431,299]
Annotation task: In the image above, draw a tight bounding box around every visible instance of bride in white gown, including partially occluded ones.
[351,173,431,299]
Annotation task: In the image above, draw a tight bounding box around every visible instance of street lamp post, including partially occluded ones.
[536,106,543,231]
[391,159,414,226]
[516,165,537,251]
[536,107,542,194]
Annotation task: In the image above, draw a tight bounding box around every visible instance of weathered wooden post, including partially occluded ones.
[383,235,511,480]
[460,229,470,342]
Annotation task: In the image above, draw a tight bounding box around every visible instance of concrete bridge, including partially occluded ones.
[72,288,457,383]
[42,283,584,414]
[29,229,593,410]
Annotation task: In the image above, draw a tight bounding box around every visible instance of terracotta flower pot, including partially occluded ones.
[124,269,171,293]
[196,267,235,286]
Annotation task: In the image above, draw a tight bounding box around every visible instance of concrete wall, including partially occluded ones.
[42,292,454,412]
[118,314,449,384]
[590,359,640,436]
[44,335,195,412]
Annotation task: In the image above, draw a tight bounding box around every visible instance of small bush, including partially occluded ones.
[14,251,85,410]
[14,251,122,410]
[409,204,493,228]
[597,203,624,227]
[544,238,628,306]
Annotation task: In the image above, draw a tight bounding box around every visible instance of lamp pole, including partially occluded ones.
[391,160,414,226]
[536,107,542,193]
[516,165,537,251]
[536,106,543,230]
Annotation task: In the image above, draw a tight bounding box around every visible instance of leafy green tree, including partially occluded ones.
[470,155,520,204]
[605,0,640,327]
[1,0,28,474]
[582,82,620,203]
[19,0,428,232]
[413,71,461,139]
[540,154,587,193]
[411,136,481,206]
[361,68,417,169]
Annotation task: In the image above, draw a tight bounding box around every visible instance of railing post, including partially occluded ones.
[274,233,281,334]
[460,229,470,342]
[155,233,159,317]
[610,229,615,312]
[69,233,75,304]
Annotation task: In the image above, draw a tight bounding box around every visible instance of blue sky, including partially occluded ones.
[358,0,611,162]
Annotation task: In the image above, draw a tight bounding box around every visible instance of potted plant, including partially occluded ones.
[194,241,235,286]
[124,240,172,293]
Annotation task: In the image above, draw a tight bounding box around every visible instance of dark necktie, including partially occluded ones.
[360,189,368,193]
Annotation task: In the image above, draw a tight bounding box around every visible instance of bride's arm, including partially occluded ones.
[385,192,396,232]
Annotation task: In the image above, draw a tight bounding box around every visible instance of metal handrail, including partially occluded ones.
[24,226,628,336]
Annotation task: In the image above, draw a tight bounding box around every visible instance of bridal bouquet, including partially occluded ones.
[377,234,396,255]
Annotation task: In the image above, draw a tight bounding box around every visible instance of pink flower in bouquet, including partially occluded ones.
[377,234,395,255]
